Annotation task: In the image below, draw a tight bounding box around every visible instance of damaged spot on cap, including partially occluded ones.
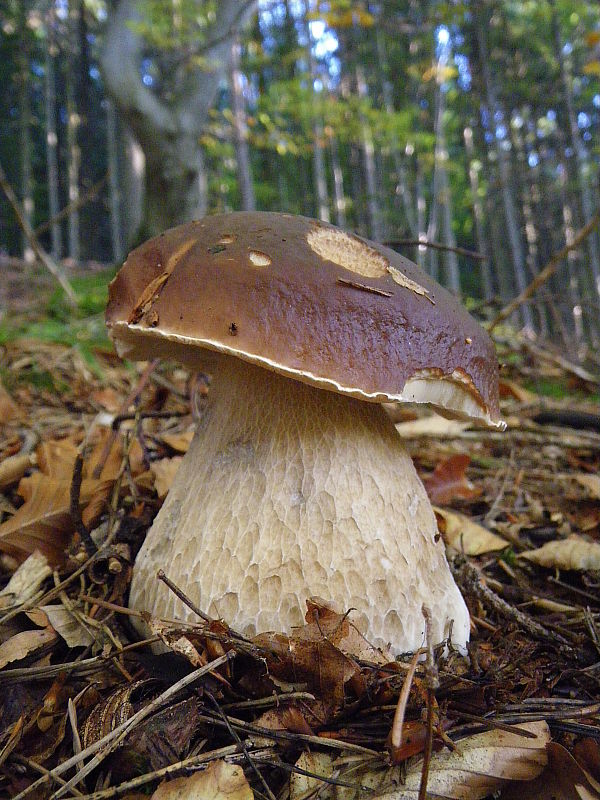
[307,227,389,278]
[218,234,235,245]
[248,250,272,267]
[387,265,434,305]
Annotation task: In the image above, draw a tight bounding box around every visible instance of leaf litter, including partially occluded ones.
[0,334,598,798]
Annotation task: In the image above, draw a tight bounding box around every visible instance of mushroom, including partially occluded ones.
[106,212,504,655]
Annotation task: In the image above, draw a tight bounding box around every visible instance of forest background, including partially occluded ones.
[1,0,600,354]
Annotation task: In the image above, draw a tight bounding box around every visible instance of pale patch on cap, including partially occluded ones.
[248,250,272,267]
[306,227,389,278]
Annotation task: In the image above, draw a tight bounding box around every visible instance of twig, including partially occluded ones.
[490,209,600,330]
[0,158,77,304]
[13,653,234,800]
[418,606,438,800]
[157,569,212,623]
[205,691,277,800]
[384,239,485,260]
[70,453,98,556]
[336,277,393,297]
[34,174,108,237]
[389,648,421,758]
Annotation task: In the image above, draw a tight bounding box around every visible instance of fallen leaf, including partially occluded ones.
[151,760,253,800]
[520,535,600,570]
[0,452,35,489]
[0,628,57,669]
[0,382,23,423]
[290,752,336,800]
[0,551,51,610]
[434,508,508,555]
[575,474,600,500]
[161,430,194,453]
[395,416,469,438]
[0,432,123,565]
[151,457,183,500]
[501,741,600,800]
[498,380,538,403]
[424,454,482,505]
[39,605,95,648]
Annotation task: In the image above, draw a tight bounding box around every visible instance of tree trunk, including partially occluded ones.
[101,0,257,236]
[356,65,382,241]
[473,2,533,331]
[17,5,34,263]
[550,0,600,300]
[463,126,493,299]
[66,66,81,262]
[44,7,62,260]
[230,36,255,212]
[329,132,346,228]
[304,5,330,223]
[106,100,124,261]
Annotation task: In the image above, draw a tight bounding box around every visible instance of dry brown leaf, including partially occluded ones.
[435,508,508,555]
[424,454,482,505]
[498,380,539,403]
[521,535,600,570]
[575,474,600,500]
[0,432,123,565]
[0,627,57,669]
[0,452,35,489]
[0,551,51,610]
[0,382,24,423]
[39,605,95,648]
[161,430,194,453]
[395,416,469,438]
[290,752,336,800]
[151,457,183,500]
[501,741,600,800]
[151,760,253,800]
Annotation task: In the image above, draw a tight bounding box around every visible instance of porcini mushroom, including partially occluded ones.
[106,212,504,655]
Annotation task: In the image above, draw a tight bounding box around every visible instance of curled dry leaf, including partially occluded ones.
[423,454,482,506]
[575,474,600,501]
[0,550,51,610]
[293,721,549,800]
[151,760,253,800]
[0,432,123,565]
[520,534,600,570]
[501,741,600,800]
[39,604,95,648]
[0,627,58,669]
[434,507,508,556]
[151,457,183,500]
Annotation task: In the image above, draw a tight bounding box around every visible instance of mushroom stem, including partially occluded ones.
[129,357,469,654]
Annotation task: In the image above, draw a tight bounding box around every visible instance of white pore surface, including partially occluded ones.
[128,358,469,654]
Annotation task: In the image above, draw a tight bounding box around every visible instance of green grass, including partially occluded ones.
[0,267,117,384]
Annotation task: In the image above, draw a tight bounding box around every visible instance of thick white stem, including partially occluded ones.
[129,358,469,654]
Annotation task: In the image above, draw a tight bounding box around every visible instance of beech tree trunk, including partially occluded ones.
[17,5,34,263]
[356,65,383,241]
[101,0,257,237]
[44,7,62,260]
[230,36,255,212]
[463,126,493,299]
[473,2,533,331]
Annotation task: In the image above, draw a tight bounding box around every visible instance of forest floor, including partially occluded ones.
[0,267,599,799]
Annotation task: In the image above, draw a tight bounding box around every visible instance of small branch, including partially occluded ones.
[337,277,392,297]
[490,209,600,331]
[418,606,438,800]
[384,239,485,261]
[35,174,108,237]
[70,454,98,556]
[0,158,77,304]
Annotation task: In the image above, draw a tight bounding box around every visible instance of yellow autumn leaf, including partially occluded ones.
[151,760,253,800]
[520,535,600,570]
[583,60,600,76]
[434,507,509,555]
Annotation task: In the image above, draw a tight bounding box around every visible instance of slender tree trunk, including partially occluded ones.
[329,132,346,228]
[473,2,533,331]
[106,100,124,261]
[101,0,257,236]
[66,68,81,262]
[375,25,416,236]
[356,65,382,241]
[17,5,34,263]
[304,5,330,223]
[463,126,493,299]
[44,7,62,260]
[230,36,255,211]
[550,0,600,299]
[415,158,427,269]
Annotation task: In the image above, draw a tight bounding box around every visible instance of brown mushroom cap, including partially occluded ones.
[106,212,503,427]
